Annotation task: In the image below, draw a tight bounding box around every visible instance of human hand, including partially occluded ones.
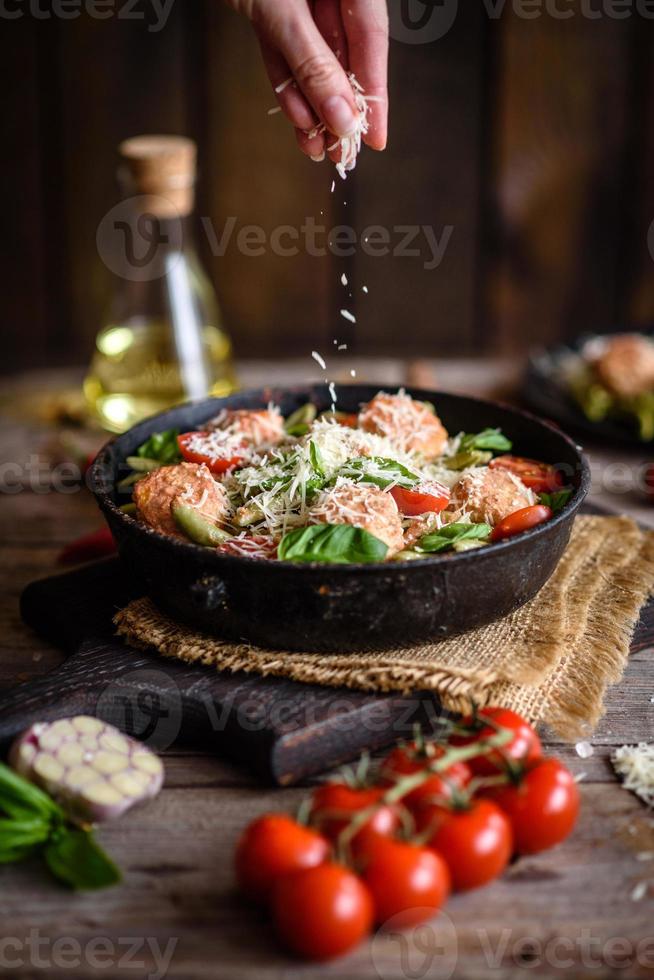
[227,0,388,164]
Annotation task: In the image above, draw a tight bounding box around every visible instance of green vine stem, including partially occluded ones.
[334,726,513,862]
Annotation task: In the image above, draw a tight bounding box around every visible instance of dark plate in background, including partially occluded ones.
[523,330,654,449]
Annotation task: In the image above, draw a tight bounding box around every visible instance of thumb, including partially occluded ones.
[255,1,358,138]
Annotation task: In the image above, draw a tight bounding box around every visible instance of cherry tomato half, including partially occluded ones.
[309,783,399,859]
[390,483,450,516]
[428,799,513,891]
[490,504,553,542]
[272,863,373,961]
[489,455,562,494]
[453,706,542,777]
[362,836,450,928]
[178,431,244,474]
[485,758,580,854]
[380,742,471,813]
[235,813,328,903]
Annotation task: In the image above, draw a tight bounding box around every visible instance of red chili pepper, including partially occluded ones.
[57,527,116,565]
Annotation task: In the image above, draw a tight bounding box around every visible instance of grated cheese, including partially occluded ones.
[613,743,654,808]
[340,309,356,323]
[311,350,327,371]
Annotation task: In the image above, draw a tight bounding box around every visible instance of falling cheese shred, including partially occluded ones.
[613,743,654,808]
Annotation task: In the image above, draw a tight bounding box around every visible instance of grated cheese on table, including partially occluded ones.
[613,743,654,808]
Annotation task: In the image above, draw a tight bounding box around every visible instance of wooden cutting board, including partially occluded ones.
[6,559,442,785]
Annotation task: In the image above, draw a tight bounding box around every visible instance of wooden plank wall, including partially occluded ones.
[2,2,654,372]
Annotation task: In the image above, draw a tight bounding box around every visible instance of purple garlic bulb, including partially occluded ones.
[9,716,164,824]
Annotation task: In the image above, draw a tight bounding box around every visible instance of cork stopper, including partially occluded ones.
[118,135,197,217]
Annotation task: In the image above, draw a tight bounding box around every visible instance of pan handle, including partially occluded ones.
[189,575,228,611]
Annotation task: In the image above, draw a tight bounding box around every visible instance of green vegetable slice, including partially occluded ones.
[135,429,182,465]
[309,440,326,478]
[284,403,317,436]
[416,522,492,554]
[278,524,388,564]
[172,503,232,547]
[336,456,420,490]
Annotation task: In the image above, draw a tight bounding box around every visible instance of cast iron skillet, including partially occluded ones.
[89,385,590,653]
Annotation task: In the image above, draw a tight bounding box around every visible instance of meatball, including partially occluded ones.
[358,392,448,460]
[308,482,405,555]
[593,334,654,398]
[450,468,536,526]
[134,462,230,538]
[207,407,284,447]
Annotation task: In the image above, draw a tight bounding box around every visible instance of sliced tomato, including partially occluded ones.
[490,504,553,542]
[390,483,450,516]
[489,455,562,493]
[336,413,359,429]
[178,431,244,474]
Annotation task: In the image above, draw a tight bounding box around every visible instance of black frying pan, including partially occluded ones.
[89,385,590,653]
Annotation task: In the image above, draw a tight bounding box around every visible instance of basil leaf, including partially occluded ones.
[416,522,492,554]
[279,524,388,564]
[43,828,121,891]
[337,457,420,490]
[135,429,182,465]
[459,429,512,454]
[0,763,63,822]
[309,441,326,478]
[0,818,52,863]
[539,488,573,514]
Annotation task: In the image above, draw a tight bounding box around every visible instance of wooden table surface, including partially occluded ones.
[1,362,653,980]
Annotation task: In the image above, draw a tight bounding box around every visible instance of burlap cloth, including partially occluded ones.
[114,516,654,740]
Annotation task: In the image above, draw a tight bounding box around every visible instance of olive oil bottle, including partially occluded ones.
[85,136,236,432]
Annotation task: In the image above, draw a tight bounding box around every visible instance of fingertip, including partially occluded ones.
[296,128,327,160]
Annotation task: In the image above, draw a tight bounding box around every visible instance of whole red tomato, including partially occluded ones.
[429,799,513,891]
[362,836,450,928]
[454,707,542,776]
[485,758,580,854]
[272,862,373,960]
[235,813,328,902]
[309,783,399,858]
[381,742,471,813]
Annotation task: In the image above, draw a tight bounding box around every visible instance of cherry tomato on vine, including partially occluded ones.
[490,504,553,542]
[485,758,580,854]
[428,799,513,891]
[362,836,450,927]
[389,483,450,517]
[309,783,399,858]
[489,455,562,494]
[235,813,328,902]
[178,431,245,474]
[453,706,542,776]
[380,742,471,813]
[272,863,373,960]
